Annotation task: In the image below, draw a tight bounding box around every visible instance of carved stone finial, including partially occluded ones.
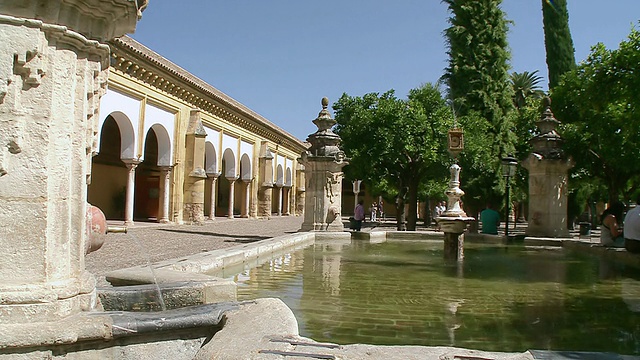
[322,97,329,109]
[543,96,551,108]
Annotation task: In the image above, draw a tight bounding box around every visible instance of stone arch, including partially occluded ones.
[275,164,284,187]
[103,111,136,160]
[222,148,236,178]
[205,141,217,174]
[285,166,292,187]
[146,123,172,166]
[240,154,251,181]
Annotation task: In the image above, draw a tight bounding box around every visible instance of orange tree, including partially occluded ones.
[333,83,453,231]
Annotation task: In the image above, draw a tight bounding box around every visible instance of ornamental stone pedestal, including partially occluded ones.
[0,0,145,351]
[436,164,475,261]
[522,98,573,238]
[435,128,474,261]
[299,98,348,232]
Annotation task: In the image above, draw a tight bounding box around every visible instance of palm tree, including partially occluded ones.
[511,70,545,109]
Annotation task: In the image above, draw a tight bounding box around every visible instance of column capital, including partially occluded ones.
[226,176,239,182]
[159,165,174,172]
[123,159,142,169]
[207,172,221,179]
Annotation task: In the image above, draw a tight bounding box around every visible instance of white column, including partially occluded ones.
[227,176,238,219]
[277,185,284,216]
[207,172,220,220]
[158,166,172,223]
[123,160,141,226]
[242,179,251,218]
[284,187,291,215]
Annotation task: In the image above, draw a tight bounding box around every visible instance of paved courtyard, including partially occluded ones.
[86,216,305,286]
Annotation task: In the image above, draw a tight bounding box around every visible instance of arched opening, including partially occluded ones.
[204,142,218,219]
[218,149,237,217]
[239,154,252,217]
[284,167,293,215]
[134,128,163,221]
[272,164,284,215]
[88,114,129,219]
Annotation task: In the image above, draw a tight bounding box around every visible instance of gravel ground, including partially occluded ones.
[85,216,305,286]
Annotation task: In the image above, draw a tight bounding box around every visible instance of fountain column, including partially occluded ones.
[299,98,349,232]
[158,165,173,223]
[123,159,141,226]
[522,98,574,238]
[436,128,474,260]
[0,0,145,349]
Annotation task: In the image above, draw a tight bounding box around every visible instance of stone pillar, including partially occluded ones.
[183,110,207,225]
[0,0,145,348]
[158,166,172,223]
[207,172,220,220]
[300,98,349,232]
[296,164,306,216]
[277,185,284,216]
[444,233,465,261]
[242,179,251,218]
[227,176,238,218]
[285,186,292,216]
[123,159,141,226]
[257,143,274,218]
[522,98,574,238]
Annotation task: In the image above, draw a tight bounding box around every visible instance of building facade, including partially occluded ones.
[89,36,307,224]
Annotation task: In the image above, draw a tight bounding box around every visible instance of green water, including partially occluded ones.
[228,241,640,354]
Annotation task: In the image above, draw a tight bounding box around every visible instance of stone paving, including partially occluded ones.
[86,216,306,287]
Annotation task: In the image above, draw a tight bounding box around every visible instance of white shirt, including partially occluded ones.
[624,205,640,240]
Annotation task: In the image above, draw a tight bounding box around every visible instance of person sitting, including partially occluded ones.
[624,195,640,253]
[480,203,500,235]
[600,201,625,247]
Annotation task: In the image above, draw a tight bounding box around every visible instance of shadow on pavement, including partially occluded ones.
[158,228,270,242]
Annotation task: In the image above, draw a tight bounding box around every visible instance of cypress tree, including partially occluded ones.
[442,0,514,142]
[442,0,515,209]
[542,0,576,89]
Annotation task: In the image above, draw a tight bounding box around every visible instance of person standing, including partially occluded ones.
[371,202,377,222]
[480,203,500,235]
[354,200,365,231]
[624,196,640,253]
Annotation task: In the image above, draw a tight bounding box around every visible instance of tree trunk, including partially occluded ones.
[406,179,419,231]
[395,187,407,231]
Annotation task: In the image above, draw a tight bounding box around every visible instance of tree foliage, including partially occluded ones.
[552,27,640,203]
[442,0,515,212]
[511,70,545,110]
[333,84,454,230]
[542,0,576,89]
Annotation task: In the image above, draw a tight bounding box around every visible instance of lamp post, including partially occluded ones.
[501,155,518,238]
[352,180,362,210]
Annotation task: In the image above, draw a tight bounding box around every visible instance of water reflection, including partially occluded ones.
[232,241,640,355]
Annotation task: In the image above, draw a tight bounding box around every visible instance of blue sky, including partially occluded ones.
[131,1,639,141]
